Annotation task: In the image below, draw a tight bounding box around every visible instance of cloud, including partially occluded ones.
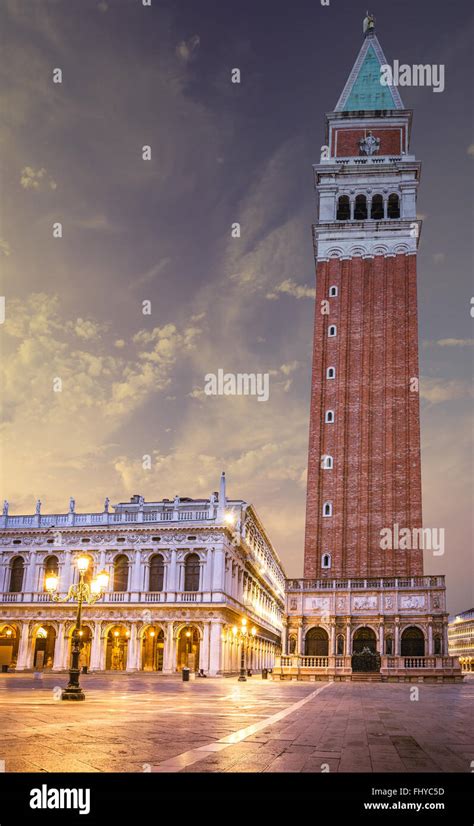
[266,279,315,300]
[132,258,172,289]
[176,35,200,63]
[67,317,108,341]
[420,377,473,404]
[0,293,202,505]
[0,240,12,257]
[467,144,474,156]
[20,166,57,191]
[435,338,474,348]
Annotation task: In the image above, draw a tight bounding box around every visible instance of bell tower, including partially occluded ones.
[304,15,423,579]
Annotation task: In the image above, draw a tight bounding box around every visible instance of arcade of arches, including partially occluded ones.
[286,624,442,658]
[0,619,278,676]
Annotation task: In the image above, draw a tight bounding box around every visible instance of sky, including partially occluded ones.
[0,0,472,614]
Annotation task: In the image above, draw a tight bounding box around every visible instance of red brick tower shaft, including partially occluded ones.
[303,21,423,579]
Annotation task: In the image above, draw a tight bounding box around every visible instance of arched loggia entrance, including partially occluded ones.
[304,627,329,656]
[33,625,56,670]
[0,624,19,668]
[401,626,425,657]
[141,626,164,671]
[105,626,129,671]
[351,626,380,673]
[352,626,377,653]
[176,626,200,672]
[68,625,92,671]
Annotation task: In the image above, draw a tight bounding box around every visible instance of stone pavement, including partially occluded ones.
[0,673,472,773]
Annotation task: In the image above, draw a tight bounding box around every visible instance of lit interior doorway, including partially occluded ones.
[106,626,129,670]
[0,625,19,668]
[33,625,56,670]
[176,626,200,672]
[141,627,164,671]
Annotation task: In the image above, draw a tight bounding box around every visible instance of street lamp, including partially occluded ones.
[46,555,109,701]
[233,618,257,681]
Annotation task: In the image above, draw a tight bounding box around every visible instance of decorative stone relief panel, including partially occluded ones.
[304,597,330,613]
[352,595,378,611]
[400,595,426,610]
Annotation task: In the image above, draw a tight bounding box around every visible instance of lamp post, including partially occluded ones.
[45,555,109,701]
[232,618,257,682]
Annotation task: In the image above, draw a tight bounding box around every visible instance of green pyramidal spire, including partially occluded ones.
[335,13,404,112]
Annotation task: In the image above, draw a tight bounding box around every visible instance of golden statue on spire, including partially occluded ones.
[363,11,376,34]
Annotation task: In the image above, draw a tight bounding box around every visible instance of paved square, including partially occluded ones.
[0,673,472,773]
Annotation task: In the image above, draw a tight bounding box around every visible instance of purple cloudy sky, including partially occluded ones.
[0,0,472,613]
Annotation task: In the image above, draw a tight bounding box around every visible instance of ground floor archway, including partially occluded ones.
[67,625,92,670]
[352,626,377,654]
[106,625,129,670]
[141,626,164,671]
[0,624,19,668]
[304,627,329,656]
[33,625,56,670]
[401,626,425,657]
[176,626,200,671]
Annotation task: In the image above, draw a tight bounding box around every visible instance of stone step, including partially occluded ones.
[351,672,382,682]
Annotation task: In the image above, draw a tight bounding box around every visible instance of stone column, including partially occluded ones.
[126,624,139,671]
[0,557,8,593]
[98,627,108,671]
[25,550,37,594]
[211,548,225,593]
[89,622,102,671]
[15,623,30,670]
[297,623,303,655]
[330,623,336,655]
[427,621,433,655]
[61,551,72,591]
[209,622,224,675]
[346,620,351,656]
[163,622,175,674]
[131,551,142,594]
[442,621,449,657]
[378,622,384,655]
[394,620,400,656]
[199,623,210,672]
[52,622,66,671]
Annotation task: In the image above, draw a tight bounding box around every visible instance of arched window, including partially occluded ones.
[328,325,337,337]
[149,554,164,592]
[9,557,24,593]
[44,555,59,591]
[323,501,332,517]
[113,555,129,592]
[326,366,336,379]
[329,285,338,297]
[400,626,425,657]
[322,553,331,569]
[325,410,334,423]
[184,553,200,592]
[322,455,333,469]
[370,194,384,220]
[336,195,350,221]
[44,555,59,575]
[387,193,400,219]
[336,634,344,655]
[354,194,368,220]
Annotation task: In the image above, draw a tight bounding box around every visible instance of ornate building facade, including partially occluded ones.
[448,609,474,673]
[276,16,461,682]
[0,474,285,675]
